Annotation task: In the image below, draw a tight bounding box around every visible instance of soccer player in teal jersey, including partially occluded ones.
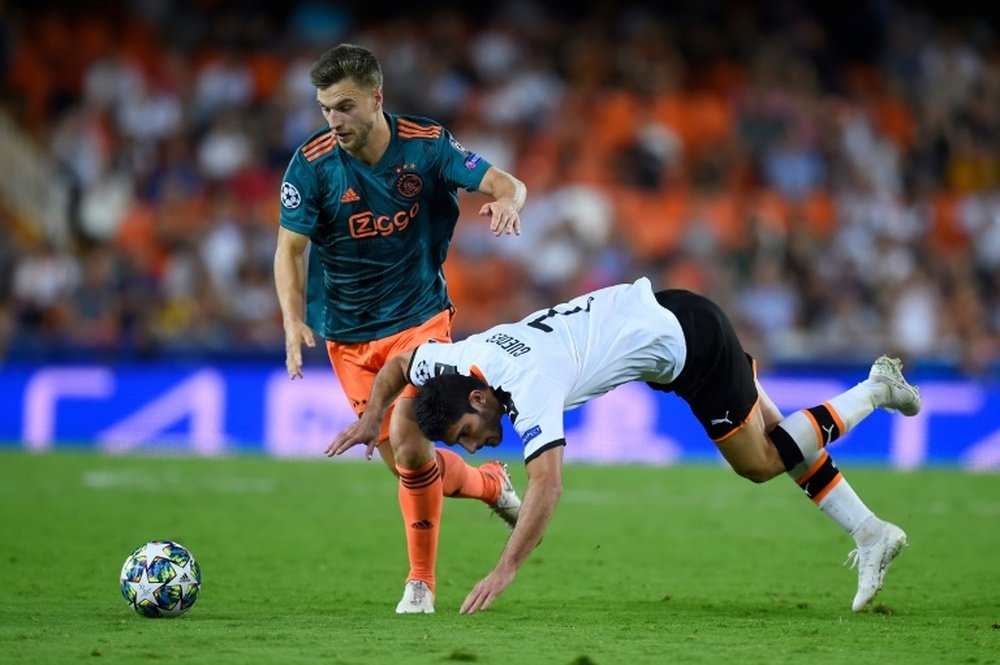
[273,43,527,614]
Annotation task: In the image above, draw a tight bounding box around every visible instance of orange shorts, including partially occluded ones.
[326,308,454,442]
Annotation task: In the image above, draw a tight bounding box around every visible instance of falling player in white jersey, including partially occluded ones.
[326,277,921,614]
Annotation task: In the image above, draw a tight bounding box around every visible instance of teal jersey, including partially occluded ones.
[278,113,492,342]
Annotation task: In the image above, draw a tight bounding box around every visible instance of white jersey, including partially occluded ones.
[408,278,687,461]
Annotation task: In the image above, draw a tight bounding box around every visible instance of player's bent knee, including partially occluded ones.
[717,427,785,483]
[389,436,436,470]
[729,446,784,483]
[733,464,778,484]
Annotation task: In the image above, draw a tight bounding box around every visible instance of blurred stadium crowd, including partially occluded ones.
[1,1,999,375]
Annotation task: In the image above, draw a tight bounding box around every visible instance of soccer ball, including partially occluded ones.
[120,540,202,617]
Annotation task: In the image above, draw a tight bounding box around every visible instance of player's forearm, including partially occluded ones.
[495,476,561,573]
[364,355,412,423]
[483,167,527,212]
[273,246,306,325]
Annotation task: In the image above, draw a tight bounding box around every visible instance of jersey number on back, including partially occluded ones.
[526,297,595,333]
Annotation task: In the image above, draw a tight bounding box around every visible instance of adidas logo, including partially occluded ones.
[340,187,360,203]
[409,520,434,530]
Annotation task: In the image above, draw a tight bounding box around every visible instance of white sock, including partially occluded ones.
[770,380,886,466]
[816,479,877,544]
[849,514,885,547]
[826,380,884,430]
[788,451,876,544]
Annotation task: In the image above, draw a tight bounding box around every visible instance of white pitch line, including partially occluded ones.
[81,469,275,494]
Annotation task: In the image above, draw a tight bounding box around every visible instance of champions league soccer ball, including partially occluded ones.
[120,540,202,617]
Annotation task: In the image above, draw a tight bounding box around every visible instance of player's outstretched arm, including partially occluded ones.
[274,227,315,379]
[325,351,415,459]
[477,166,526,236]
[460,445,564,614]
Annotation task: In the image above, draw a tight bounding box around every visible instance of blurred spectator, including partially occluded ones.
[197,111,253,181]
[11,240,81,349]
[0,0,998,375]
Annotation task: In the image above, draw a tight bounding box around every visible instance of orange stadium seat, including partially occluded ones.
[612,187,689,261]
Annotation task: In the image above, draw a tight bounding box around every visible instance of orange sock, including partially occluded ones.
[397,459,443,591]
[436,448,501,503]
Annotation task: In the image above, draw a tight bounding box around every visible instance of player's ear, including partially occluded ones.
[469,389,486,409]
[373,86,383,108]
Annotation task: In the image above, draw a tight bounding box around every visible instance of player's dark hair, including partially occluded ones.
[414,374,489,443]
[310,43,383,91]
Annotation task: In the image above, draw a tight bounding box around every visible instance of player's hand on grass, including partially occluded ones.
[459,565,516,614]
[284,321,316,379]
[325,414,380,460]
[480,199,521,237]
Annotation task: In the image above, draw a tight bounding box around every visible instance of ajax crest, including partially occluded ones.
[396,173,423,198]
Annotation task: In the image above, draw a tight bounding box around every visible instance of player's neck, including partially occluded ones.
[349,113,391,167]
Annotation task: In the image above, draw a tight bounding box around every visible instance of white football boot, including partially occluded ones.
[395,580,434,614]
[868,355,921,416]
[483,460,521,530]
[845,519,908,611]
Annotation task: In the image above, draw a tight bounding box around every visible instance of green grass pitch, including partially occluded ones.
[1,449,997,664]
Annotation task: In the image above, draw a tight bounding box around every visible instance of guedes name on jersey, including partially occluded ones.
[485,333,531,357]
